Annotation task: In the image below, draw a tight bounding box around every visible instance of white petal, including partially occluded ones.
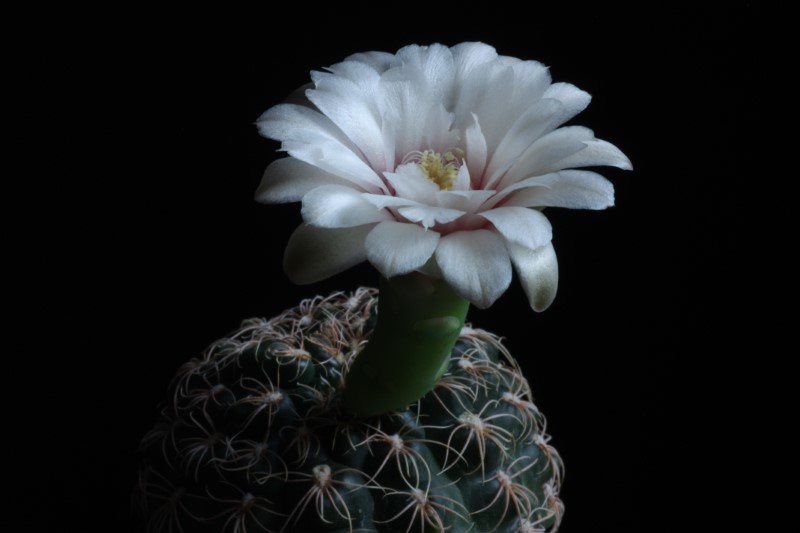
[484,83,589,177]
[542,82,592,121]
[306,71,386,171]
[464,115,487,187]
[484,98,564,184]
[507,241,558,312]
[281,139,386,193]
[257,103,385,191]
[322,60,382,92]
[365,221,440,278]
[255,158,350,204]
[481,173,556,210]
[435,230,512,309]
[384,163,440,203]
[398,205,464,229]
[501,126,595,185]
[379,78,429,159]
[302,185,392,228]
[554,139,633,171]
[283,224,372,284]
[479,207,552,250]
[450,42,499,80]
[502,170,615,209]
[344,51,400,73]
[395,43,455,104]
[503,127,632,186]
[509,60,552,101]
[460,64,516,150]
[435,189,495,212]
[451,162,471,192]
[362,193,421,210]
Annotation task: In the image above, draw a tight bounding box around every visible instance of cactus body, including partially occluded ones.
[136,289,563,532]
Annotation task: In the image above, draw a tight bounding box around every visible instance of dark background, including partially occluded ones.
[31,3,760,532]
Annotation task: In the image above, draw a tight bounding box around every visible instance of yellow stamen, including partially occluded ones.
[416,149,463,191]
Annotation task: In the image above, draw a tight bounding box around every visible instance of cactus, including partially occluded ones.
[135,41,630,533]
[135,287,563,532]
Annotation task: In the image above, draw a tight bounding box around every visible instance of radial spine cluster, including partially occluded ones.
[136,289,563,532]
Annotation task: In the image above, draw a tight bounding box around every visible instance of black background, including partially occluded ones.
[29,3,760,532]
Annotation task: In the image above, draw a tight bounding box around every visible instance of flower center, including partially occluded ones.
[408,149,462,191]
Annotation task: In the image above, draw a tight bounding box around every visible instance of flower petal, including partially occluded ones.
[255,157,351,204]
[362,193,421,210]
[542,82,592,122]
[503,127,632,186]
[302,185,393,228]
[486,84,589,180]
[479,206,552,250]
[435,230,512,309]
[398,205,464,229]
[344,51,400,73]
[306,68,386,171]
[554,139,633,171]
[365,221,440,278]
[436,189,495,212]
[283,224,372,284]
[450,42,499,81]
[384,163,441,203]
[464,115,488,187]
[257,103,385,191]
[484,98,564,184]
[396,43,456,104]
[501,126,593,185]
[507,241,558,312]
[502,170,615,209]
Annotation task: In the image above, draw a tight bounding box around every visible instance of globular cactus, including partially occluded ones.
[136,288,563,532]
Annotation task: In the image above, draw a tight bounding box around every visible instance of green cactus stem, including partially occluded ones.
[343,273,470,417]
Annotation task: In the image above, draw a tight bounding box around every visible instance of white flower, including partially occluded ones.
[256,42,631,310]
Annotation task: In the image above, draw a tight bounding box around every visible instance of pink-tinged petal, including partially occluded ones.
[435,230,512,309]
[397,205,464,229]
[365,221,440,278]
[435,189,496,212]
[553,139,633,171]
[283,224,372,284]
[507,241,558,312]
[301,185,392,228]
[479,207,552,250]
[502,170,615,210]
[384,163,440,203]
[255,158,351,204]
